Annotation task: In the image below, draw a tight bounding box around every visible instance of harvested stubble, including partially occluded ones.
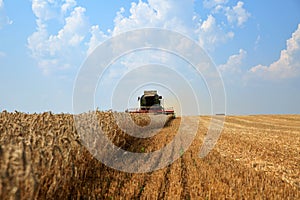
[0,111,299,199]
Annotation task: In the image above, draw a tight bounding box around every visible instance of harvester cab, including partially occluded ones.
[139,90,163,111]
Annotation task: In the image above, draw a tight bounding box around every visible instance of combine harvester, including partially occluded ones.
[126,90,175,118]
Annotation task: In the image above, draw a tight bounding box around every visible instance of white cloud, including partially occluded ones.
[28,0,251,75]
[112,0,194,36]
[203,0,228,9]
[204,1,250,27]
[32,0,59,21]
[224,1,250,27]
[28,3,89,74]
[249,24,300,79]
[112,1,159,34]
[0,0,12,29]
[195,1,250,50]
[31,0,77,21]
[110,0,238,51]
[196,15,234,50]
[53,7,88,46]
[219,49,246,73]
[86,25,108,55]
[61,0,77,15]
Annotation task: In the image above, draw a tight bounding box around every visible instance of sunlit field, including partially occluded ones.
[0,111,299,199]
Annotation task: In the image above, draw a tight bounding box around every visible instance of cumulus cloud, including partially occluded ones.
[224,1,250,27]
[0,0,12,29]
[61,0,77,15]
[112,0,194,36]
[28,0,251,75]
[28,1,89,74]
[87,0,232,53]
[204,1,250,27]
[249,24,300,79]
[219,49,246,73]
[196,15,234,50]
[203,0,228,9]
[195,1,250,50]
[111,0,242,51]
[32,0,59,21]
[86,25,108,55]
[31,0,76,20]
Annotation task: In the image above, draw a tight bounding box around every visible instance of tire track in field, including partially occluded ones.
[179,156,190,199]
[216,116,300,191]
[141,118,181,199]
[192,115,299,199]
[254,115,300,125]
[252,114,300,123]
[224,116,300,131]
[178,117,200,199]
[115,117,180,199]
[140,116,196,199]
[247,115,300,128]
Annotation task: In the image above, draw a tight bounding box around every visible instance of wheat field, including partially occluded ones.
[0,111,299,199]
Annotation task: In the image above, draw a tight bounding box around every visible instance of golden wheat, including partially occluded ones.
[0,111,299,199]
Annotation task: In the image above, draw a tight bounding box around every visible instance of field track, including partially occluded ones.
[0,111,299,199]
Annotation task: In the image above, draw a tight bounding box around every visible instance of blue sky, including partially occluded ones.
[0,0,299,115]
